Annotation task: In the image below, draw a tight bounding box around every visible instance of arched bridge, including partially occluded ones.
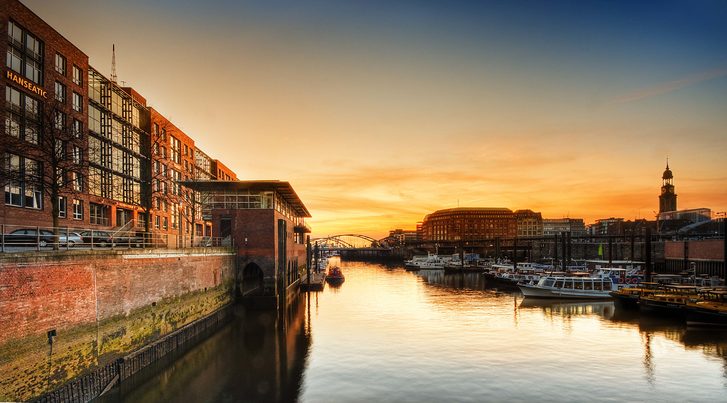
[311,234,391,249]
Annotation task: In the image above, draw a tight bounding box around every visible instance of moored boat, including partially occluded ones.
[639,285,698,319]
[685,289,727,327]
[404,255,429,270]
[518,274,617,299]
[326,266,345,285]
[610,282,664,309]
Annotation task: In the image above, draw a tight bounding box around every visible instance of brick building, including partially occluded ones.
[420,207,517,242]
[543,218,586,236]
[514,209,543,238]
[148,107,210,239]
[1,0,90,229]
[664,238,725,278]
[213,159,236,181]
[184,180,311,300]
[1,0,237,241]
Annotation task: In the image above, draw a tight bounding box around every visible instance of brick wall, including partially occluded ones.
[665,239,724,260]
[0,249,235,401]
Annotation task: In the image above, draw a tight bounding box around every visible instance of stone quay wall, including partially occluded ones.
[0,248,235,401]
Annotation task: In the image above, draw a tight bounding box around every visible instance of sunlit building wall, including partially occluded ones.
[1,0,91,228]
[514,209,543,238]
[543,218,586,237]
[421,207,516,242]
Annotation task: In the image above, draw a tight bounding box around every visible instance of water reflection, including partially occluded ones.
[103,262,727,402]
[100,293,310,403]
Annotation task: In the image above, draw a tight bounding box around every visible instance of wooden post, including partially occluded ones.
[608,236,613,266]
[723,218,727,281]
[645,227,652,282]
[561,232,566,270]
[306,236,311,285]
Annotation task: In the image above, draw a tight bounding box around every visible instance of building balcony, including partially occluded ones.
[294,222,312,233]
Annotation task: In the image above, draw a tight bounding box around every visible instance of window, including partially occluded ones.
[5,87,40,144]
[57,196,67,218]
[89,203,108,225]
[89,69,102,103]
[171,169,181,195]
[55,81,66,103]
[7,21,44,84]
[4,153,42,209]
[72,119,82,138]
[55,53,66,75]
[72,92,82,112]
[71,171,83,192]
[89,105,101,134]
[171,204,179,229]
[54,111,66,130]
[72,199,83,220]
[73,146,82,164]
[170,136,181,164]
[72,65,82,86]
[155,215,160,229]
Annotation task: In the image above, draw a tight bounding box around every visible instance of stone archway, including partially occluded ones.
[240,262,264,297]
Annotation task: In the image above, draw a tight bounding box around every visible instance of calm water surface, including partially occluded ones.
[102,260,727,402]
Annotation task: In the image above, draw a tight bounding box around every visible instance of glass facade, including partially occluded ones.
[87,67,148,207]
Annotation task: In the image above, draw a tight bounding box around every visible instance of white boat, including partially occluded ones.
[418,254,454,270]
[404,255,430,270]
[406,253,454,270]
[518,270,625,299]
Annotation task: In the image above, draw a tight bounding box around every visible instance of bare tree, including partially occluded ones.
[1,98,88,246]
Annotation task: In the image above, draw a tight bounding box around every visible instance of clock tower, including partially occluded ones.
[658,161,677,213]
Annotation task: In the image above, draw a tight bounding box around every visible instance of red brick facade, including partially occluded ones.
[1,0,90,229]
[0,250,234,344]
[664,239,724,261]
[213,159,237,181]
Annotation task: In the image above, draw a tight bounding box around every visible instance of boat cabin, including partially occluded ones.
[539,276,615,291]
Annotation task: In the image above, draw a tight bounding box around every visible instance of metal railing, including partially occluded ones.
[33,305,233,403]
[0,223,231,253]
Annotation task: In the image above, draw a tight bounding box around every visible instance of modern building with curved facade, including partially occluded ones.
[421,207,517,242]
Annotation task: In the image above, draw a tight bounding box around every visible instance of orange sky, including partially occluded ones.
[25,0,727,239]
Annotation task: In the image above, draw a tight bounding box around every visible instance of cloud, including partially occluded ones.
[609,67,727,104]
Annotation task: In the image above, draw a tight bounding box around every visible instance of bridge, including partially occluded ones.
[311,234,391,249]
[310,234,396,260]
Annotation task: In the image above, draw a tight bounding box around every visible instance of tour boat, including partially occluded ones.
[484,262,547,290]
[518,270,628,299]
[404,255,429,270]
[609,282,664,309]
[685,289,727,327]
[326,266,345,285]
[406,254,453,270]
[638,285,699,318]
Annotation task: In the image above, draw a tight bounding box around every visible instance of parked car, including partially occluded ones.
[78,230,144,248]
[3,229,83,247]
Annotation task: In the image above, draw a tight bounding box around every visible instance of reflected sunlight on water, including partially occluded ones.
[301,260,727,402]
[104,259,727,402]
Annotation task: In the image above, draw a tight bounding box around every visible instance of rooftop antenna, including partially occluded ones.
[111,44,118,83]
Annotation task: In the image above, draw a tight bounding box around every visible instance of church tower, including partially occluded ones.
[658,161,677,213]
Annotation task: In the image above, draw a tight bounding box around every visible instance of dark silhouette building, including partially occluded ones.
[659,161,677,213]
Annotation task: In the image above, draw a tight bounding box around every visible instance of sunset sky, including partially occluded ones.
[26,0,727,238]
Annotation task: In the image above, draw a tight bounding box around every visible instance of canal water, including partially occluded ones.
[100,260,727,402]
